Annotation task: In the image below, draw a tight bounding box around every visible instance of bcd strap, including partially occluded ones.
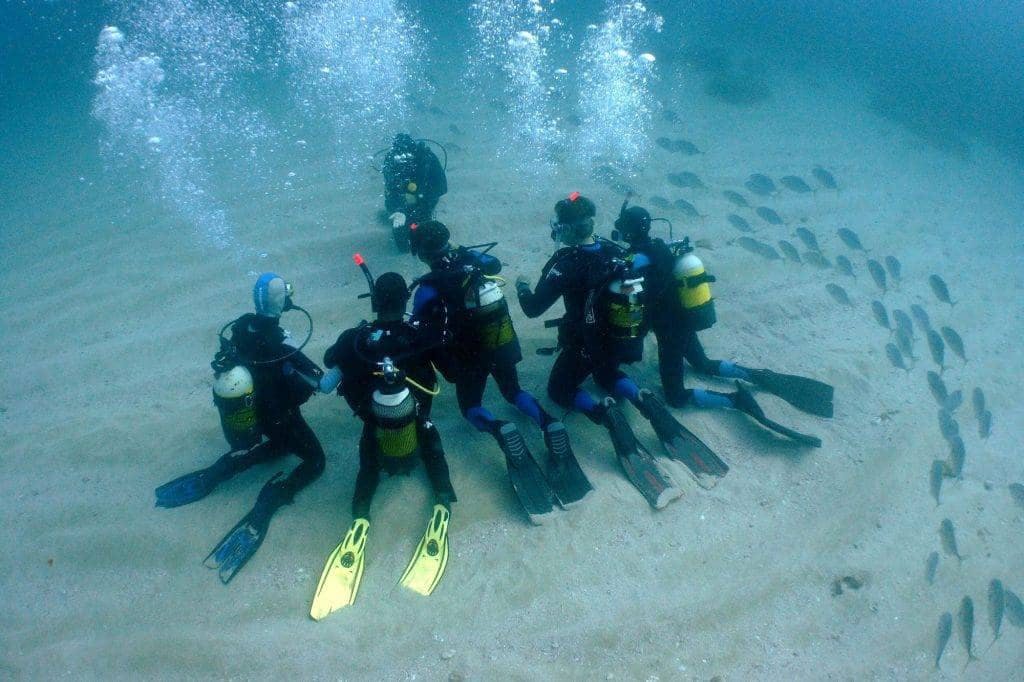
[683,272,716,288]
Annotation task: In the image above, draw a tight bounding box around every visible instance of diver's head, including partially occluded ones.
[253,272,293,318]
[372,271,410,321]
[613,206,652,244]
[409,220,451,264]
[392,133,415,152]
[551,191,596,246]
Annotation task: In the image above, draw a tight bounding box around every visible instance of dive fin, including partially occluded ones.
[602,402,682,509]
[310,518,370,621]
[399,504,450,596]
[638,391,728,488]
[495,422,557,525]
[543,421,593,508]
[744,368,834,418]
[154,450,240,508]
[203,474,287,584]
[734,382,823,447]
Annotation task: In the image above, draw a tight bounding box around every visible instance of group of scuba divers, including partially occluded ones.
[154,134,835,620]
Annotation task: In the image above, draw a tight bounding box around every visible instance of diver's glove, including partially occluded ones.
[389,212,407,229]
[515,274,531,296]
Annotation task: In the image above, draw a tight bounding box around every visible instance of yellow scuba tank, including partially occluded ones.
[212,365,261,450]
[672,243,716,331]
[604,276,645,339]
[370,358,420,473]
[464,278,515,351]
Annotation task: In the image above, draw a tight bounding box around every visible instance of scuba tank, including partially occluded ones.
[463,275,516,351]
[370,357,420,473]
[603,271,645,340]
[671,237,717,331]
[211,364,261,451]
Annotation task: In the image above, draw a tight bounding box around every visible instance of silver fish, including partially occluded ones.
[895,326,915,360]
[935,612,953,669]
[959,596,978,666]
[978,410,992,439]
[836,227,865,251]
[803,251,831,269]
[835,254,855,278]
[929,274,953,305]
[947,436,966,479]
[939,518,962,561]
[794,227,820,251]
[655,136,674,151]
[673,198,701,219]
[812,165,838,189]
[884,255,902,281]
[722,190,748,207]
[930,460,944,506]
[727,213,753,232]
[945,389,963,413]
[926,551,940,584]
[668,171,704,189]
[661,108,680,123]
[826,283,851,306]
[780,175,813,193]
[910,304,932,333]
[1010,483,1024,510]
[938,409,959,441]
[885,343,907,371]
[971,387,985,418]
[989,579,1005,644]
[867,259,887,292]
[940,326,965,362]
[649,195,671,210]
[1005,590,1024,627]
[736,237,781,260]
[755,206,784,224]
[745,173,775,195]
[670,139,702,155]
[871,300,890,330]
[893,309,914,340]
[927,329,946,371]
[778,240,801,262]
[926,371,948,406]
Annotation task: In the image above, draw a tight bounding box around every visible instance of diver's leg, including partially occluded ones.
[492,360,553,429]
[418,419,457,507]
[351,422,382,519]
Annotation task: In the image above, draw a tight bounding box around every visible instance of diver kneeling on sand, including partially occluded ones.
[309,260,456,621]
[408,220,592,524]
[154,273,328,584]
[515,192,726,507]
[380,133,448,252]
[610,199,832,446]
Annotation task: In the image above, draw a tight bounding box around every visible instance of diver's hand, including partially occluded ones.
[389,212,406,229]
[515,275,531,295]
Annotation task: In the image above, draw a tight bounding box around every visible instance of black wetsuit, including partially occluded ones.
[323,319,456,519]
[383,142,448,225]
[517,240,642,410]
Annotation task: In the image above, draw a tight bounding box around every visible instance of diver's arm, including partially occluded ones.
[516,261,563,319]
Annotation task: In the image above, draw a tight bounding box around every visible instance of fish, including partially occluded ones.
[971,387,985,418]
[673,198,701,219]
[745,173,776,196]
[895,326,915,360]
[977,410,992,439]
[927,329,946,371]
[736,237,781,260]
[926,371,948,406]
[938,409,959,442]
[812,165,838,189]
[940,326,965,362]
[722,190,749,207]
[1010,483,1024,510]
[870,300,890,330]
[925,551,940,584]
[794,227,820,251]
[755,206,784,224]
[668,171,704,189]
[884,255,902,282]
[946,436,965,479]
[835,254,855,277]
[893,309,914,339]
[670,139,702,155]
[885,343,907,371]
[778,240,801,262]
[935,612,953,669]
[693,238,714,250]
[803,251,831,269]
[826,283,851,306]
[649,195,671,210]
[910,304,932,333]
[929,274,954,305]
[959,596,978,666]
[945,389,963,413]
[655,136,674,151]
[836,227,865,251]
[989,579,1005,644]
[661,108,680,123]
[939,518,962,561]
[727,213,753,232]
[930,460,944,505]
[867,259,887,292]
[780,175,813,193]
[1006,590,1024,627]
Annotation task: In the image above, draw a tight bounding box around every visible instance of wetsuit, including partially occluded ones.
[383,141,448,225]
[323,319,456,519]
[412,246,553,433]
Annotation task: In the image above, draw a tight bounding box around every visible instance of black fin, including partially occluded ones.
[745,368,834,418]
[602,405,681,509]
[495,423,557,525]
[734,383,823,447]
[638,392,728,488]
[543,422,593,507]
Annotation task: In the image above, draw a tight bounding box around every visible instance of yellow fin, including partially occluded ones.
[399,504,450,596]
[310,518,370,621]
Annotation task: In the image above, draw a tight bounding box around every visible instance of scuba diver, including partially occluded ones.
[309,260,457,621]
[408,220,591,524]
[381,133,448,252]
[154,273,327,584]
[610,199,833,443]
[515,192,729,507]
